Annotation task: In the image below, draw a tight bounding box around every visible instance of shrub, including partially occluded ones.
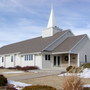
[6,84,17,90]
[15,66,22,70]
[23,85,56,90]
[7,66,39,71]
[62,76,84,90]
[21,66,39,71]
[0,66,4,69]
[7,67,16,69]
[83,87,90,90]
[66,66,73,71]
[66,66,83,73]
[15,66,39,71]
[0,75,7,86]
[81,63,90,68]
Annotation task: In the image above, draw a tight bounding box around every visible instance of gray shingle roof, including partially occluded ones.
[0,30,68,55]
[53,34,86,53]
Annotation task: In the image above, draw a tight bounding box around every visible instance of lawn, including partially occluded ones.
[18,75,90,90]
[0,69,34,78]
[0,69,90,90]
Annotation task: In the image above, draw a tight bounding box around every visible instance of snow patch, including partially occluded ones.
[8,80,32,90]
[3,71,23,74]
[83,85,90,87]
[58,68,90,78]
[80,68,90,78]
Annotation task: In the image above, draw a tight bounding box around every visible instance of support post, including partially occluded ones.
[68,53,70,66]
[77,54,80,67]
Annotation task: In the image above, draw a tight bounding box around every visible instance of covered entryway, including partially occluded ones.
[53,53,79,67]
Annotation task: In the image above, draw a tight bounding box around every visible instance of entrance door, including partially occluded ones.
[54,56,60,66]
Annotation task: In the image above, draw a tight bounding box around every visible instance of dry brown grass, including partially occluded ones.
[0,69,35,78]
[23,85,56,90]
[62,76,84,90]
[17,75,90,90]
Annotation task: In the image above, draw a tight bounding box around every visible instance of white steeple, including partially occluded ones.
[42,5,62,38]
[47,5,56,28]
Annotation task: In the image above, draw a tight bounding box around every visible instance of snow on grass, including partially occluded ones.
[80,68,90,78]
[3,71,24,74]
[83,85,90,87]
[8,80,32,90]
[58,68,90,78]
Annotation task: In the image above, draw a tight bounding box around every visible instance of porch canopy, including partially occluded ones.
[52,52,79,67]
[51,35,84,67]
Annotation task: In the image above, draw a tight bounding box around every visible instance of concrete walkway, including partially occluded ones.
[8,68,66,81]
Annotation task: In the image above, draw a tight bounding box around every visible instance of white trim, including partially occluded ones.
[68,53,70,66]
[42,30,71,51]
[0,52,20,56]
[20,52,41,55]
[52,52,69,54]
[52,51,78,54]
[69,34,87,52]
[77,53,80,67]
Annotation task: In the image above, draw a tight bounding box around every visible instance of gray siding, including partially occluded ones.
[79,40,90,64]
[70,35,90,64]
[71,35,89,53]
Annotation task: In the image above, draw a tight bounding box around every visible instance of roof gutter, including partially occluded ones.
[0,52,21,56]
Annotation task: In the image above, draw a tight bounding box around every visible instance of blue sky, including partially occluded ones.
[0,0,90,47]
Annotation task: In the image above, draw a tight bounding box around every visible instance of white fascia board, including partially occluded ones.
[52,51,78,54]
[20,52,42,55]
[52,52,69,54]
[0,52,20,56]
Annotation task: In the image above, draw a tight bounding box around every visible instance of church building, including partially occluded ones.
[0,7,90,69]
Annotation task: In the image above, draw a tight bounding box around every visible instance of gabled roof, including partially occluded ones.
[53,34,86,53]
[0,30,68,55]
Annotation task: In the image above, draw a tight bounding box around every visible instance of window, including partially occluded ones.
[45,55,50,60]
[11,56,14,62]
[2,57,4,62]
[25,54,33,61]
[25,55,27,60]
[29,55,33,60]
[85,55,87,63]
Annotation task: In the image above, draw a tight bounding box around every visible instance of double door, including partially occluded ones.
[54,56,60,66]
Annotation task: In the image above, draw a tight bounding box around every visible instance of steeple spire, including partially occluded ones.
[42,5,62,38]
[47,5,56,28]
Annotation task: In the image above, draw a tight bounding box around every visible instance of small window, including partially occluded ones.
[45,55,47,60]
[2,57,4,62]
[29,55,33,60]
[85,55,87,63]
[25,55,27,60]
[25,54,33,61]
[45,55,50,60]
[11,56,14,62]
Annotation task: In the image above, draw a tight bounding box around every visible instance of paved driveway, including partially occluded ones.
[7,68,66,81]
